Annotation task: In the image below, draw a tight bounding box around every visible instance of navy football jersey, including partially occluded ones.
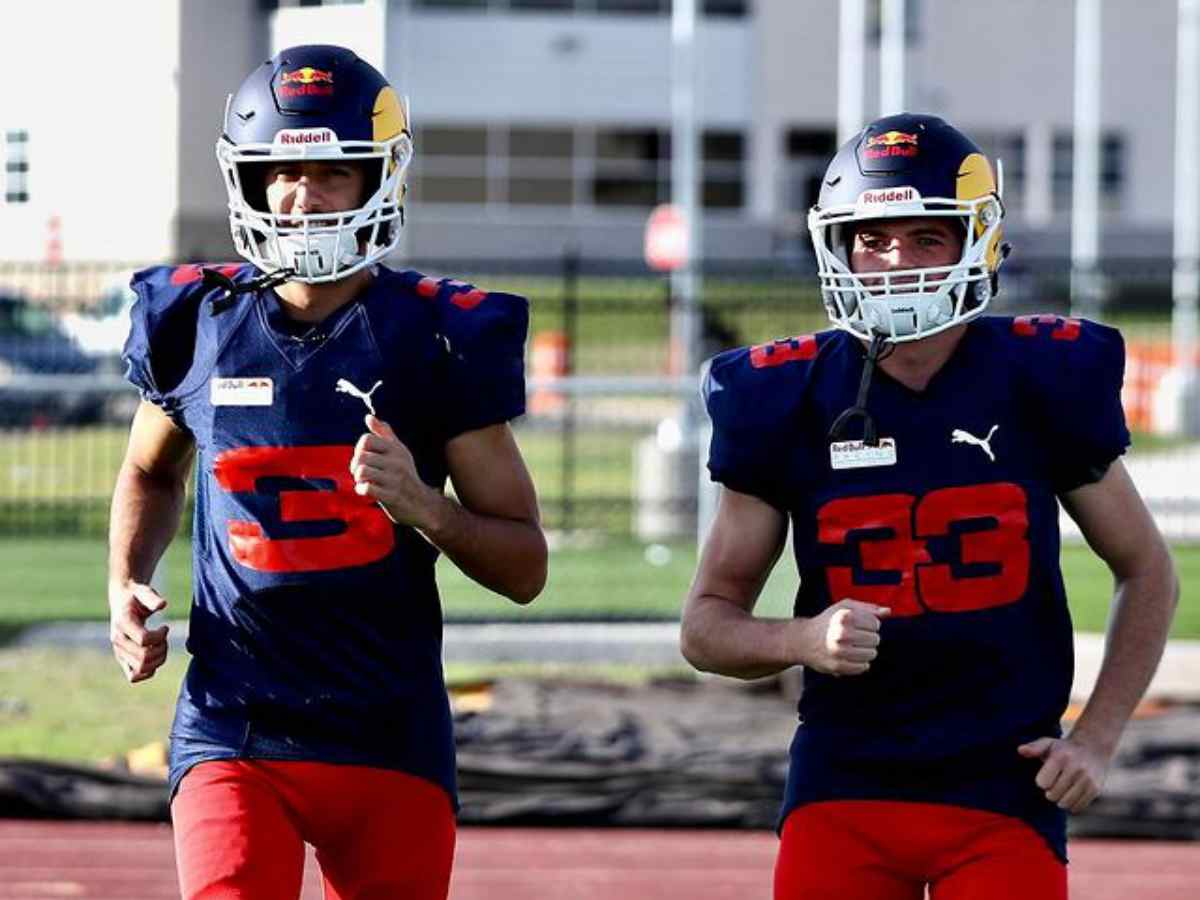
[122,263,528,803]
[704,316,1129,860]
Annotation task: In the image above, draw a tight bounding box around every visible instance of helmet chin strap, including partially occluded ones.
[828,333,892,446]
[202,266,295,316]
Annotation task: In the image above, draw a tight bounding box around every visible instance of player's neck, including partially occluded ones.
[274,268,374,324]
[875,324,968,393]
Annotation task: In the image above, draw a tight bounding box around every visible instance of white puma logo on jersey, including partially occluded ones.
[951,424,999,462]
[335,378,383,415]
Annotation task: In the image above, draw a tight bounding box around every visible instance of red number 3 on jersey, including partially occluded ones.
[213,445,395,573]
[817,483,1030,616]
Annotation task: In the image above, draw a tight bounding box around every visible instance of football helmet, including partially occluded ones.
[808,114,1007,342]
[217,45,413,283]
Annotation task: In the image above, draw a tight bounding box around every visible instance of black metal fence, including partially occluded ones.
[0,256,1190,542]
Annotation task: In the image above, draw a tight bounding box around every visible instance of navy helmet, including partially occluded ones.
[217,45,413,283]
[808,114,1008,342]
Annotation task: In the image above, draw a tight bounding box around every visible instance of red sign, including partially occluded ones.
[644,204,688,272]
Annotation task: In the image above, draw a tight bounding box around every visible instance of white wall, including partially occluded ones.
[271,2,389,72]
[0,0,181,263]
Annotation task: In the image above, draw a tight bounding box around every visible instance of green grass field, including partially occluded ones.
[2,536,1195,636]
[1,538,1195,763]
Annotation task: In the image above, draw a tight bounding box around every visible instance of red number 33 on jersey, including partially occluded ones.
[817,483,1030,616]
[213,446,395,573]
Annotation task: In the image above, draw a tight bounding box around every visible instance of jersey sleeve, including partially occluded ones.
[1016,317,1130,492]
[122,266,204,414]
[435,280,529,439]
[703,342,811,509]
[122,263,250,423]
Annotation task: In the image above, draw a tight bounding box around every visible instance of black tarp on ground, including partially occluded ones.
[2,678,1199,838]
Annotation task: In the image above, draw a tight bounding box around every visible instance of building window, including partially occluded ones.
[410,121,745,212]
[594,0,668,13]
[703,131,745,209]
[867,0,922,45]
[593,128,666,208]
[969,132,1025,213]
[4,130,29,204]
[1052,132,1125,211]
[510,0,575,10]
[782,127,837,214]
[412,1,748,16]
[411,126,489,204]
[267,0,364,8]
[508,127,575,206]
[702,0,748,16]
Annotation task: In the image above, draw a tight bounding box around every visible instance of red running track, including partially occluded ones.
[0,821,1197,899]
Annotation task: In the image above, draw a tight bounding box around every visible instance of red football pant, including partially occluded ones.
[172,759,456,900]
[775,800,1067,900]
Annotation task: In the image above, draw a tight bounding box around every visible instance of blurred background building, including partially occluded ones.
[0,0,1180,264]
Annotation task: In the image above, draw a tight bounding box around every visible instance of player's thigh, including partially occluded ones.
[775,803,924,900]
[929,814,1066,900]
[171,760,306,900]
[316,768,456,900]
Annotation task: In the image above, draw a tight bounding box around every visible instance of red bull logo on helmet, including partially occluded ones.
[281,67,334,85]
[864,130,920,159]
[279,67,335,98]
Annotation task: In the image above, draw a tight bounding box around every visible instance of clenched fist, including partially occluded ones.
[350,414,443,530]
[107,581,169,683]
[797,599,890,676]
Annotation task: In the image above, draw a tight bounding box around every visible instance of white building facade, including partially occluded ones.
[0,0,1185,265]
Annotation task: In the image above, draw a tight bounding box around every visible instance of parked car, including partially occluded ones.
[0,294,104,426]
[56,273,135,362]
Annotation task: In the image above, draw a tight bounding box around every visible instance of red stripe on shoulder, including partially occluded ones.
[1012,315,1081,341]
[451,288,488,310]
[750,334,818,369]
[415,277,441,299]
[170,263,242,286]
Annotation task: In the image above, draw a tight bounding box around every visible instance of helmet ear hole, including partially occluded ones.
[969,276,994,310]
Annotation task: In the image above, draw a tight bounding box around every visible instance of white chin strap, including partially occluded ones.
[275,233,362,281]
[856,284,963,340]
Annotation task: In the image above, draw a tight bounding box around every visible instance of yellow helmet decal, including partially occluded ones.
[955,152,996,202]
[957,152,1002,271]
[372,87,407,142]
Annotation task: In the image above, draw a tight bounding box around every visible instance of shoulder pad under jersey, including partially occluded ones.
[703,332,830,503]
[122,263,257,410]
[394,270,530,437]
[999,315,1130,490]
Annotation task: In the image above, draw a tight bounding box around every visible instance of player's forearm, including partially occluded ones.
[108,461,187,594]
[680,594,800,679]
[1070,553,1179,757]
[419,493,547,604]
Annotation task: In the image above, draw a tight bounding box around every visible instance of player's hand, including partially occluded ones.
[1017,735,1111,813]
[350,415,442,529]
[107,581,169,684]
[796,599,890,676]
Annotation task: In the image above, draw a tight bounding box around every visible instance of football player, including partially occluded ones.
[107,45,547,900]
[681,114,1178,900]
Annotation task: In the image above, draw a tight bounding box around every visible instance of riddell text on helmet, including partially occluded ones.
[274,128,338,146]
[857,187,920,206]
